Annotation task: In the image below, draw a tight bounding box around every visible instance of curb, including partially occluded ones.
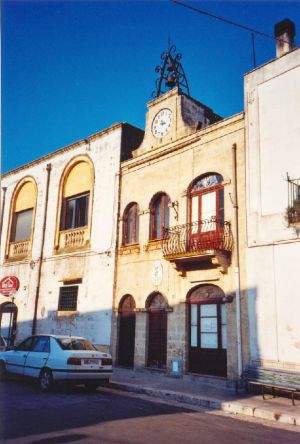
[109,381,300,427]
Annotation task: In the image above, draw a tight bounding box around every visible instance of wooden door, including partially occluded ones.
[118,296,136,368]
[148,309,167,369]
[189,301,227,377]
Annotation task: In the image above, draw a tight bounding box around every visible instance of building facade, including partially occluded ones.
[0,123,143,349]
[245,21,300,373]
[113,87,248,379]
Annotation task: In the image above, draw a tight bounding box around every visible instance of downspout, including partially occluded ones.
[0,187,7,242]
[110,167,121,362]
[232,143,243,378]
[32,163,52,335]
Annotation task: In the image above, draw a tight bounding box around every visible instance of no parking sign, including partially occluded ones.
[0,276,20,297]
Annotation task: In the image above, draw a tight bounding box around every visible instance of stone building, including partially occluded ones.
[113,82,248,379]
[245,20,300,373]
[0,123,143,349]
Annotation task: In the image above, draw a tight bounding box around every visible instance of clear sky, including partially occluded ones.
[2,0,300,173]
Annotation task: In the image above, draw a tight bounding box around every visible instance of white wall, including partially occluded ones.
[0,126,123,348]
[245,47,300,368]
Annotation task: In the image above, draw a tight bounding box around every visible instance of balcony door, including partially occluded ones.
[188,285,227,377]
[190,173,224,251]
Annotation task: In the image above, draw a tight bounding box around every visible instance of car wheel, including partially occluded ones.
[84,381,98,392]
[39,368,54,392]
[0,361,6,381]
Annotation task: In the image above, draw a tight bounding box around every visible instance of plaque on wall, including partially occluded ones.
[151,261,163,286]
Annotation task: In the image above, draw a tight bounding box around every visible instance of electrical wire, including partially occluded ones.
[170,0,289,43]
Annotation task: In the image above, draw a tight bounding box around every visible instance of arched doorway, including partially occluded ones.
[146,293,168,369]
[0,302,18,347]
[187,285,227,377]
[118,295,136,368]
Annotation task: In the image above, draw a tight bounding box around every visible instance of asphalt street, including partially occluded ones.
[0,379,299,444]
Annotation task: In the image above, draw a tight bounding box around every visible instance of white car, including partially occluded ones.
[0,334,113,391]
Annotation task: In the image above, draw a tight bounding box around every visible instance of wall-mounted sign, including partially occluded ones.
[0,276,20,297]
[151,261,163,286]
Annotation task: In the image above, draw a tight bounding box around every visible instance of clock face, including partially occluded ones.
[151,108,172,138]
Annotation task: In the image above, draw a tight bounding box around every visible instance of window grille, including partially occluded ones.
[287,174,300,224]
[58,286,78,311]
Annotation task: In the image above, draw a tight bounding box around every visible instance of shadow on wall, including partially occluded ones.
[0,285,261,373]
[0,307,113,353]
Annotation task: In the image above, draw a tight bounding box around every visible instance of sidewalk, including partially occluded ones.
[110,367,300,427]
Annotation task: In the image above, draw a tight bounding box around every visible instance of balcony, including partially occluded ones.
[57,226,90,252]
[162,219,233,274]
[8,240,31,260]
[287,176,300,224]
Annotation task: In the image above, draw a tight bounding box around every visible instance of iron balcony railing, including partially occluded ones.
[287,176,300,224]
[162,218,233,259]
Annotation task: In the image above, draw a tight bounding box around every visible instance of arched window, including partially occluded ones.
[150,193,170,240]
[190,173,224,224]
[7,178,37,259]
[122,203,139,245]
[189,173,224,245]
[57,158,94,251]
[60,161,92,230]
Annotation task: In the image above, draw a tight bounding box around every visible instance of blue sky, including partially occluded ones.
[2,0,300,173]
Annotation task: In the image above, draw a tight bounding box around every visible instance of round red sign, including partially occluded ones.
[0,276,20,297]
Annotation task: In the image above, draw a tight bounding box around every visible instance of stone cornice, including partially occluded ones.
[122,112,244,172]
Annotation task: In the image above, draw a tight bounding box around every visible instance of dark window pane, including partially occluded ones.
[164,195,170,230]
[16,336,35,351]
[63,193,89,230]
[155,199,162,238]
[58,286,78,311]
[32,336,50,353]
[150,194,170,240]
[123,203,139,245]
[12,209,33,241]
[135,205,139,242]
[218,188,224,222]
[128,206,134,243]
[65,198,76,229]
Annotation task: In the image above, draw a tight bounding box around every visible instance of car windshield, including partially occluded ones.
[56,338,96,351]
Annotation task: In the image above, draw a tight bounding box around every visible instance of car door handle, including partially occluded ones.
[23,354,27,358]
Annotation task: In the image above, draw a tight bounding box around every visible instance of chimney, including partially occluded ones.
[274,19,295,57]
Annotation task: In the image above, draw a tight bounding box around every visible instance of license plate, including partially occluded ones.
[83,359,100,365]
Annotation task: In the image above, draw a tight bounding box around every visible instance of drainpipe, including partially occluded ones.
[110,168,121,363]
[32,164,52,335]
[0,187,7,242]
[232,143,243,378]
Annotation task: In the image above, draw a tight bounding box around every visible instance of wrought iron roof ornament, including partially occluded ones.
[152,45,190,98]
